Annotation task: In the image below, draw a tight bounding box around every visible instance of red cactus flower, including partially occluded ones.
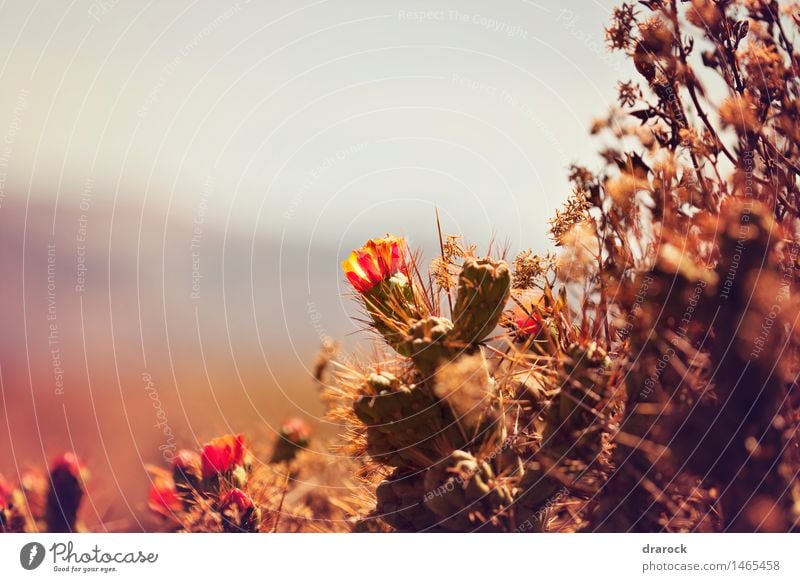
[200,434,245,478]
[50,452,84,480]
[218,488,254,513]
[279,417,312,446]
[148,477,182,517]
[171,449,201,478]
[515,311,545,336]
[342,235,408,293]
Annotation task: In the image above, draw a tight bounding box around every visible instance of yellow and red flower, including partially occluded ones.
[148,477,182,517]
[342,235,408,293]
[200,434,245,479]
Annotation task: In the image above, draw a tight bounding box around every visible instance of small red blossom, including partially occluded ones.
[217,488,259,532]
[200,434,245,479]
[0,474,12,508]
[279,417,312,446]
[172,449,201,471]
[342,235,408,293]
[148,477,182,517]
[49,452,84,480]
[46,453,86,532]
[218,488,254,513]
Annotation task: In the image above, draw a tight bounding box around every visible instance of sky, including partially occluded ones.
[0,0,629,255]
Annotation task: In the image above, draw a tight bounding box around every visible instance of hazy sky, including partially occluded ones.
[0,0,628,254]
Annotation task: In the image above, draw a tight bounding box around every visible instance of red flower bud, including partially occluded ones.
[200,434,245,479]
[271,418,312,463]
[513,293,549,338]
[342,236,408,293]
[0,474,12,508]
[46,452,86,533]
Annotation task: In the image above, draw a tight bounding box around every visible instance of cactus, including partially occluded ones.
[334,236,614,532]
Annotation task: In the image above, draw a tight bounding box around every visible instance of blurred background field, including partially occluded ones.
[0,0,627,529]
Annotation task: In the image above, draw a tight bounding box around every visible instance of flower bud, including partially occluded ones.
[270,418,312,463]
[217,488,260,532]
[20,468,48,518]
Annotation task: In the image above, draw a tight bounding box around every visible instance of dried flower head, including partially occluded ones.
[549,190,590,244]
[0,475,11,508]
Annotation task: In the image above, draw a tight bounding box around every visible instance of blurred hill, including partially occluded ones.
[0,195,354,529]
